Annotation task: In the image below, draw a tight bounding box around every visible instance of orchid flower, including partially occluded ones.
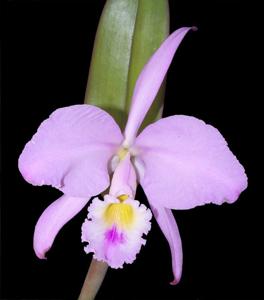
[18,27,247,284]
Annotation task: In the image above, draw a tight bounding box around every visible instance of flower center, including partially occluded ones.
[117,194,129,202]
[104,196,134,229]
[117,147,129,160]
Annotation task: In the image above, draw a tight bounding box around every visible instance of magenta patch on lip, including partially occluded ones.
[105,226,125,244]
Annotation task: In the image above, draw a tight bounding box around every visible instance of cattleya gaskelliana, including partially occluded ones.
[18,27,247,284]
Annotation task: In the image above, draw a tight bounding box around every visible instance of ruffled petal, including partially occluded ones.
[123,27,195,146]
[34,195,89,259]
[19,105,123,197]
[150,204,182,284]
[136,115,247,209]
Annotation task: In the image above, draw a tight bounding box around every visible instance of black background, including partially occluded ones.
[2,0,262,299]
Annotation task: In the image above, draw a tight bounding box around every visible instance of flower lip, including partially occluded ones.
[82,195,152,269]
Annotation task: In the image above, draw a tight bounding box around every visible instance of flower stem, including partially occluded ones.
[78,259,108,300]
